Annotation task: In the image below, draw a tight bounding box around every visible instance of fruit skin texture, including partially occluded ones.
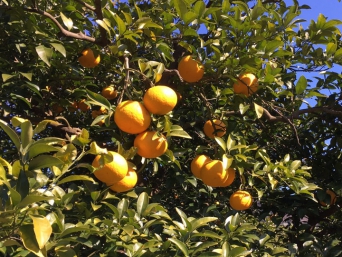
[78,99,90,112]
[203,119,226,139]
[233,73,259,96]
[230,190,253,211]
[78,48,100,68]
[221,168,236,187]
[200,160,228,187]
[190,155,211,179]
[178,55,204,83]
[134,131,168,158]
[102,86,118,100]
[143,85,178,115]
[114,100,151,134]
[320,189,337,206]
[92,151,128,186]
[110,163,138,193]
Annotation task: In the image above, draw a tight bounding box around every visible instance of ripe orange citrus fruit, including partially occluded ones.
[203,119,226,139]
[221,168,236,187]
[52,103,64,114]
[114,100,151,134]
[78,99,90,112]
[78,48,101,68]
[143,85,178,115]
[178,55,204,83]
[92,151,128,186]
[134,131,168,158]
[110,162,138,193]
[68,101,78,112]
[190,155,211,179]
[320,189,337,206]
[200,160,228,187]
[102,86,118,100]
[92,106,107,118]
[229,190,253,211]
[233,73,259,96]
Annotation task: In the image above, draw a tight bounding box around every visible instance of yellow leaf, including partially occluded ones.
[30,215,52,249]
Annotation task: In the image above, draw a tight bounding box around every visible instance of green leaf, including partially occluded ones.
[50,43,66,57]
[296,76,307,94]
[290,160,301,170]
[57,175,95,185]
[17,195,55,208]
[226,135,236,151]
[16,169,29,199]
[191,242,219,256]
[86,89,111,109]
[168,238,189,257]
[326,42,337,57]
[215,137,226,151]
[20,120,33,150]
[19,224,46,257]
[60,12,73,30]
[173,0,187,20]
[28,145,60,160]
[36,45,53,66]
[117,198,128,220]
[254,103,264,119]
[96,19,111,34]
[112,12,126,35]
[28,155,64,170]
[183,11,197,25]
[222,0,231,13]
[30,215,52,249]
[0,119,20,150]
[2,73,16,82]
[56,246,77,257]
[190,217,218,232]
[137,192,149,217]
[19,72,32,81]
[230,247,252,257]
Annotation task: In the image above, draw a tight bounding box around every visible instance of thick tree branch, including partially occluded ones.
[262,107,342,122]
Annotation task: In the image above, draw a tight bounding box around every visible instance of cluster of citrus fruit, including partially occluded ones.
[177,55,258,96]
[92,151,138,193]
[191,155,252,211]
[114,85,178,158]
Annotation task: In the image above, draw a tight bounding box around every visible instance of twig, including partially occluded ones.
[74,0,96,11]
[117,57,131,104]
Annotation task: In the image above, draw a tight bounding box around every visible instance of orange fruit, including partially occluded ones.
[233,73,259,96]
[78,48,101,68]
[320,189,337,206]
[52,103,64,114]
[92,107,107,118]
[68,101,78,112]
[190,155,211,179]
[134,131,168,158]
[92,151,128,186]
[114,100,151,134]
[200,160,228,187]
[78,99,90,112]
[203,119,226,139]
[229,190,253,211]
[110,163,138,193]
[143,85,178,115]
[178,55,204,83]
[102,86,118,100]
[221,168,235,187]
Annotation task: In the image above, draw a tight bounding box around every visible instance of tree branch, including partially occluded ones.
[74,0,96,11]
[24,4,109,47]
[262,107,342,122]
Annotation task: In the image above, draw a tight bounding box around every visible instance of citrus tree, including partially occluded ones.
[1,0,342,256]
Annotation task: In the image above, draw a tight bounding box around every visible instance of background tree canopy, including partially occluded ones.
[1,0,342,256]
